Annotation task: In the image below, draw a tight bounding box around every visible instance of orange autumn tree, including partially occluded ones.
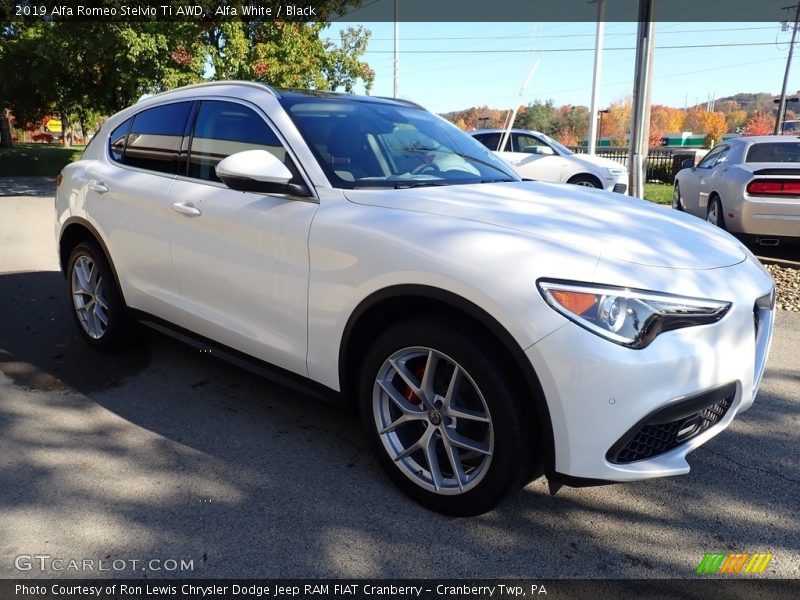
[600,98,632,146]
[685,108,728,146]
[649,104,686,145]
[742,112,775,136]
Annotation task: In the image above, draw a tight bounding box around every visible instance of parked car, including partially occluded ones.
[674,135,800,244]
[31,132,54,143]
[471,128,628,193]
[56,82,775,516]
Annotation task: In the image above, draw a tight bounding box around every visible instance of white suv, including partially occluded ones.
[472,128,628,193]
[56,81,774,516]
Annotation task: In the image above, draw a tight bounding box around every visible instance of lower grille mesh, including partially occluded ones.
[610,392,734,464]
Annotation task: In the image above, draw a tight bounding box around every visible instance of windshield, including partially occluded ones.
[538,132,574,156]
[746,142,800,163]
[280,96,519,189]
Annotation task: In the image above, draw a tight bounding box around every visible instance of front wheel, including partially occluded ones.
[358,318,540,516]
[567,174,602,189]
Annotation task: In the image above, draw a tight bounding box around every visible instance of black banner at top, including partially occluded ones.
[1,0,797,23]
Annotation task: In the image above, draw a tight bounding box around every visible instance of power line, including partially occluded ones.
[354,25,776,42]
[365,41,793,54]
[423,57,783,111]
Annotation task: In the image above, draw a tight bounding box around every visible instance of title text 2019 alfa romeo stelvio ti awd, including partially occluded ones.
[56,82,775,515]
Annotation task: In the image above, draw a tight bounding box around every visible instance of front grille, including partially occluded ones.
[613,183,627,194]
[607,383,736,464]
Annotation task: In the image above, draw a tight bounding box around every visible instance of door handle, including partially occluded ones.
[88,180,109,194]
[172,202,202,217]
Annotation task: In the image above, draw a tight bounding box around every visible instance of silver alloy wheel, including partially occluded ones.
[574,180,597,187]
[707,201,720,225]
[373,346,494,495]
[672,185,682,210]
[71,255,109,339]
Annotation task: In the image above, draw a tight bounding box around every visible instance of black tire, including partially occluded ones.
[358,317,541,516]
[66,241,139,351]
[672,182,684,211]
[706,195,727,230]
[567,174,602,189]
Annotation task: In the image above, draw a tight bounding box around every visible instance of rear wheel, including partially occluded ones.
[706,196,726,230]
[672,183,684,211]
[358,318,540,516]
[67,242,138,351]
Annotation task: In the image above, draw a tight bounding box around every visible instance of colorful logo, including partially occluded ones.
[696,552,773,574]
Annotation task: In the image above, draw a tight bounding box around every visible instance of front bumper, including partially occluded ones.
[527,255,774,482]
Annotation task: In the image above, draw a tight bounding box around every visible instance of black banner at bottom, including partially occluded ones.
[2,579,798,600]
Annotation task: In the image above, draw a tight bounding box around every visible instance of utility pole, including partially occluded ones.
[628,0,656,199]
[587,0,606,155]
[775,2,800,134]
[498,60,540,152]
[393,0,400,98]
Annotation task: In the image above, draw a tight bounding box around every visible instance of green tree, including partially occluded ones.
[0,2,374,146]
[514,100,557,135]
[553,104,590,143]
[199,21,373,92]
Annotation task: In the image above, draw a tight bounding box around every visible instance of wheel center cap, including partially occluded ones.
[428,409,442,426]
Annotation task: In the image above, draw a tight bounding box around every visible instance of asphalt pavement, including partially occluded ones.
[0,182,798,579]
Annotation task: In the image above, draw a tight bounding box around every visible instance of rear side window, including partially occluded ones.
[108,119,131,163]
[474,133,502,151]
[188,100,295,183]
[123,102,192,174]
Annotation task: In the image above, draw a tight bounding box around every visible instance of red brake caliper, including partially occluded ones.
[403,365,426,405]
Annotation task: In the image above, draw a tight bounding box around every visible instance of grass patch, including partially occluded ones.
[644,183,674,205]
[0,143,85,177]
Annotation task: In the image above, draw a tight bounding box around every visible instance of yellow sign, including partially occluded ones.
[45,119,62,133]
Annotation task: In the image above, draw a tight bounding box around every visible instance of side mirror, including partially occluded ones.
[681,158,695,169]
[215,150,309,196]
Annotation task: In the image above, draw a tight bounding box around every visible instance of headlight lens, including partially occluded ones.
[537,280,731,349]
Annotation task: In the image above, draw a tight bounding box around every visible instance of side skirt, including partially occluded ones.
[131,310,341,405]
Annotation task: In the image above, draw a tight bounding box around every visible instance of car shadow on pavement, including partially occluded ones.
[0,270,150,393]
[1,269,798,579]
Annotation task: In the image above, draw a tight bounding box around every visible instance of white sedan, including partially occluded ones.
[472,128,628,193]
[56,82,774,516]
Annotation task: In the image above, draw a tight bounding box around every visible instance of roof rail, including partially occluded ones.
[139,80,279,102]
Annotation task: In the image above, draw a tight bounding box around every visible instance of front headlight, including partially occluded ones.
[537,279,731,349]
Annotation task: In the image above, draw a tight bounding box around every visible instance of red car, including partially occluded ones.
[32,132,54,143]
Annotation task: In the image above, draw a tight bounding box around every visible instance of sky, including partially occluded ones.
[324,21,797,114]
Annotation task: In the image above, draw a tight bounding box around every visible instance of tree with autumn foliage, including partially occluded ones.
[742,112,775,136]
[685,108,727,146]
[599,98,632,146]
[649,104,686,146]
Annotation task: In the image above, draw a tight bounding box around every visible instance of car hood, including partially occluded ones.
[570,153,627,171]
[343,181,746,270]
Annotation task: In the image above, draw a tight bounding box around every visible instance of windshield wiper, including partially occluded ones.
[392,180,450,189]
